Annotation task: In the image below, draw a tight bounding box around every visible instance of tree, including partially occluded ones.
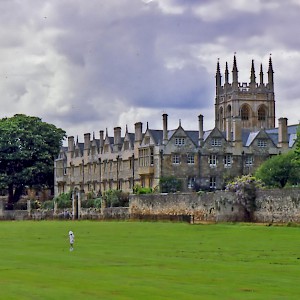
[0,114,66,208]
[255,151,300,188]
[294,125,300,163]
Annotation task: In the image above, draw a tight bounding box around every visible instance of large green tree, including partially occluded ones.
[0,114,66,208]
[294,126,300,163]
[255,151,300,188]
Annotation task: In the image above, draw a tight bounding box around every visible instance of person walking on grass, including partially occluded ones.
[69,231,75,251]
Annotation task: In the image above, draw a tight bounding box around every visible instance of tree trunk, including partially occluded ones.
[7,184,24,210]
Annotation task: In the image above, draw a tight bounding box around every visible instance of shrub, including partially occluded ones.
[41,200,54,210]
[226,175,263,221]
[103,190,129,207]
[159,176,182,193]
[53,191,72,209]
[133,185,153,195]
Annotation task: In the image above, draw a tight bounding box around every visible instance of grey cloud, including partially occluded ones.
[0,0,299,139]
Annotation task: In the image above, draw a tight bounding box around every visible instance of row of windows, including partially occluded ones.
[172,154,195,164]
[172,154,253,166]
[211,138,267,148]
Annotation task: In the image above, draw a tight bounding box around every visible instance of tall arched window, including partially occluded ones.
[241,105,249,121]
[226,105,231,118]
[219,107,223,129]
[258,106,266,121]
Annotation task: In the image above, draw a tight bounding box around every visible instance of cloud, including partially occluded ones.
[0,0,299,142]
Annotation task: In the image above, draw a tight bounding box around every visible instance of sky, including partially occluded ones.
[1,0,300,143]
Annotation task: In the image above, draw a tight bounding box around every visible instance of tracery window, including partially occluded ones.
[258,107,266,121]
[241,105,249,121]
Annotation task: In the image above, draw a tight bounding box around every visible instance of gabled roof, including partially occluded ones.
[148,129,163,145]
[266,124,299,147]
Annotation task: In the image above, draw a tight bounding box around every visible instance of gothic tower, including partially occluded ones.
[215,55,275,132]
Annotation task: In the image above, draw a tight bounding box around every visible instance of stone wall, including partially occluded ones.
[1,188,300,223]
[130,188,300,223]
[254,188,300,223]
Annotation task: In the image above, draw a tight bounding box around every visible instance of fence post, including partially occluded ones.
[27,200,31,217]
[0,199,3,218]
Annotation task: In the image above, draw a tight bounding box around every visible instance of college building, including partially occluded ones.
[54,55,298,197]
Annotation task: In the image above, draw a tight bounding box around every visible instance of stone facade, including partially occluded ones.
[54,56,298,198]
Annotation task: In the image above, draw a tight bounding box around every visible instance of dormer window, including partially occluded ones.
[211,138,222,147]
[257,139,267,148]
[175,138,185,146]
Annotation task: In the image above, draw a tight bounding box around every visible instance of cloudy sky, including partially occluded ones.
[1,0,299,143]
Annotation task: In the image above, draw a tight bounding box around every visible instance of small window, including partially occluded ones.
[187,154,195,164]
[150,147,154,166]
[245,155,253,166]
[224,155,232,167]
[172,154,180,164]
[210,177,216,189]
[257,139,267,148]
[209,154,217,167]
[211,138,222,147]
[188,177,195,189]
[175,138,185,146]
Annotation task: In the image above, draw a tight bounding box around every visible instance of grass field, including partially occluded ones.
[0,221,300,300]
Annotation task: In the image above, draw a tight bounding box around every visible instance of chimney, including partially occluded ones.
[134,122,143,143]
[99,130,104,151]
[163,113,168,145]
[278,118,288,148]
[114,127,121,145]
[84,133,91,150]
[68,136,75,152]
[226,117,232,142]
[198,114,204,146]
[232,116,242,150]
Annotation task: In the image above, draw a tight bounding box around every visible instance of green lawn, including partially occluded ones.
[0,221,299,300]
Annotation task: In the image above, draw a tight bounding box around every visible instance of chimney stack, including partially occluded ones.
[232,116,242,150]
[163,113,168,145]
[84,133,91,150]
[114,127,121,145]
[68,136,75,152]
[226,117,232,142]
[198,114,204,146]
[278,118,288,149]
[134,122,143,143]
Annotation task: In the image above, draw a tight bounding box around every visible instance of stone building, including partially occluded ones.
[54,56,298,197]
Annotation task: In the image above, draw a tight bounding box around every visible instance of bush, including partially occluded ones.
[54,191,72,209]
[41,200,54,210]
[133,185,153,195]
[103,190,129,207]
[81,198,102,209]
[159,176,182,193]
[226,175,263,220]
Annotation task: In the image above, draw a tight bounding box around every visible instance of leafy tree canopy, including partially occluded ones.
[294,125,300,163]
[255,151,300,188]
[0,114,66,206]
